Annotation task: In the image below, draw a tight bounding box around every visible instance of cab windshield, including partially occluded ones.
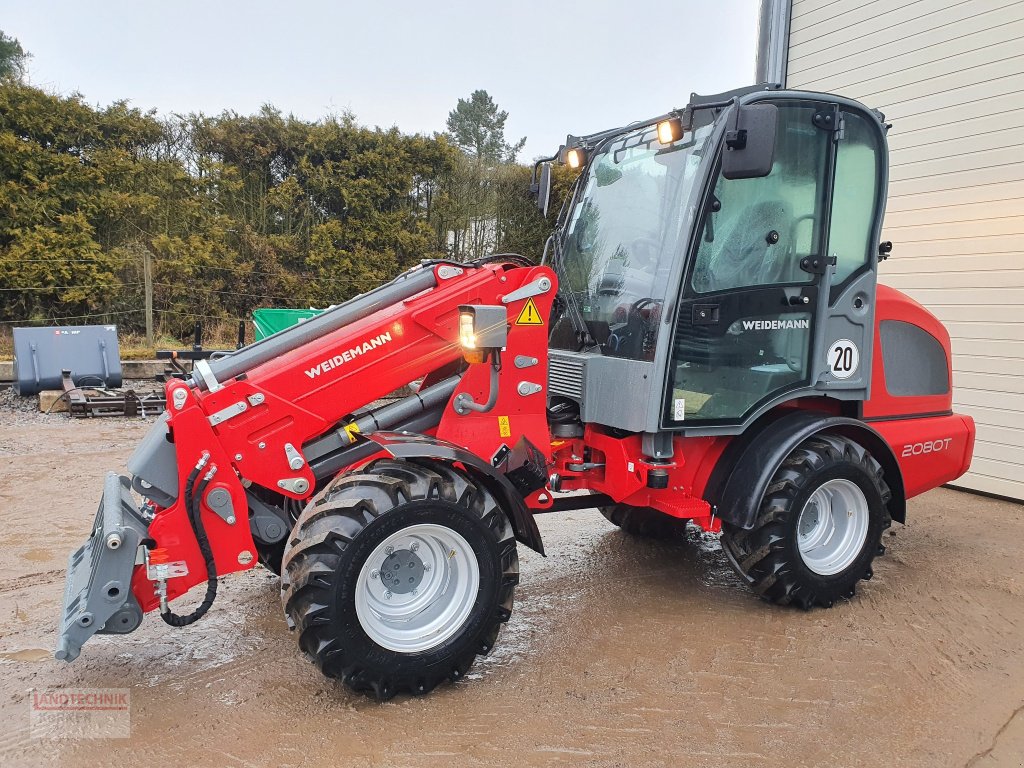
[552,118,716,361]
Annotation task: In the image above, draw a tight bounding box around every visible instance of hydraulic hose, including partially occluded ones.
[161,457,219,627]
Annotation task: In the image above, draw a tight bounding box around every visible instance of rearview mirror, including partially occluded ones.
[722,103,778,180]
[535,162,552,216]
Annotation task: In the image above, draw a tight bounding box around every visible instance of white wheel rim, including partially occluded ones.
[355,523,480,653]
[796,479,870,576]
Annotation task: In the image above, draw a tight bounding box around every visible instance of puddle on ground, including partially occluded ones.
[22,548,54,563]
[0,648,51,662]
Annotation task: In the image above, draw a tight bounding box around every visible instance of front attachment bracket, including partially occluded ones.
[55,473,149,661]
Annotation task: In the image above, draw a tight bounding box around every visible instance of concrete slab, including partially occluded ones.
[37,390,68,413]
[121,360,165,379]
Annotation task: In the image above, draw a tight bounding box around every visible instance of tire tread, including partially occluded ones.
[281,458,518,700]
[721,434,892,609]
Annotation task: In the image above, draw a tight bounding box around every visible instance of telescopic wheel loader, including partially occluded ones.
[57,85,975,699]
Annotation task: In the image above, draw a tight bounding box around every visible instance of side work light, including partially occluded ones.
[457,305,507,364]
[459,310,477,350]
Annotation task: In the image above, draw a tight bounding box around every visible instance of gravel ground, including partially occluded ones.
[0,386,41,423]
[0,379,167,425]
[0,417,1022,767]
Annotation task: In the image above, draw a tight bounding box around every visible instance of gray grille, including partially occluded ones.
[548,352,585,400]
[880,320,949,396]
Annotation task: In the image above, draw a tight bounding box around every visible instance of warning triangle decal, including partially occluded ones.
[515,297,544,326]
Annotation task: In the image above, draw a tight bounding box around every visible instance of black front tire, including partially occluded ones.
[720,434,892,609]
[281,458,518,700]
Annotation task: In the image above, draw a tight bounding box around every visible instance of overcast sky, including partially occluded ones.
[4,1,759,161]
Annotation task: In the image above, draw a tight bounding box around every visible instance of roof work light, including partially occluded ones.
[657,117,684,145]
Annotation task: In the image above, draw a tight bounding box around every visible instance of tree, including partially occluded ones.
[0,71,555,335]
[439,90,529,261]
[445,90,525,165]
[0,78,459,332]
[0,31,28,81]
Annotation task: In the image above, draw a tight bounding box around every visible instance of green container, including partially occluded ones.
[252,308,324,341]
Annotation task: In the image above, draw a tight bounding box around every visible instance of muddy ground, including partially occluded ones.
[0,411,1022,767]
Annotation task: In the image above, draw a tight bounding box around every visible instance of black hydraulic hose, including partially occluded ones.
[470,252,535,268]
[161,463,219,627]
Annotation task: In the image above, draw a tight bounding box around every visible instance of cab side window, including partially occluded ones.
[829,112,882,285]
[692,104,828,294]
[666,103,831,426]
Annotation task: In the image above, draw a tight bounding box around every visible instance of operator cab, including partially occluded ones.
[541,85,887,435]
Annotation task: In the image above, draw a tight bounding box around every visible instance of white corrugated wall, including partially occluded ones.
[784,0,1024,500]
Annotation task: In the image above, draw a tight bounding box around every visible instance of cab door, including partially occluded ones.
[664,100,834,428]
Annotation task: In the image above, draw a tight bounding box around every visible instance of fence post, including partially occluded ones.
[143,249,153,346]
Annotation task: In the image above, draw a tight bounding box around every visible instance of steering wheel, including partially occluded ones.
[606,297,662,359]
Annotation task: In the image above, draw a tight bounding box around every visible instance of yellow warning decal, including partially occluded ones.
[515,297,544,326]
[343,422,361,443]
[498,415,511,438]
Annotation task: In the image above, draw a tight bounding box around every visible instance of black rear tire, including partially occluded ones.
[720,434,892,609]
[600,504,688,538]
[281,458,518,700]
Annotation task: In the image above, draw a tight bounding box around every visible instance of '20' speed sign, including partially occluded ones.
[827,339,859,379]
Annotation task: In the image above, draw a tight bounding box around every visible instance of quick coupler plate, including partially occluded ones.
[55,472,149,661]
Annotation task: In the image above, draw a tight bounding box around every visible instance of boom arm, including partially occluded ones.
[111,262,555,622]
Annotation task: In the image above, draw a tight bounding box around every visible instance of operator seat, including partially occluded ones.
[708,198,796,361]
[676,200,796,417]
[696,199,790,293]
